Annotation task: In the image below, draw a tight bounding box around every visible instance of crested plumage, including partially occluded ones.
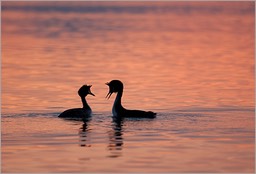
[106,80,156,118]
[58,85,95,120]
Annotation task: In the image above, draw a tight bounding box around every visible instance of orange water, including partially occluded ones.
[1,1,255,173]
[2,1,254,114]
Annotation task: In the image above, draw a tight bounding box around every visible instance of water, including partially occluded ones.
[2,1,255,173]
[2,110,254,173]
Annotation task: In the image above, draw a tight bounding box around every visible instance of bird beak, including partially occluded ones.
[105,82,112,99]
[106,91,112,99]
[89,91,95,96]
[88,89,95,96]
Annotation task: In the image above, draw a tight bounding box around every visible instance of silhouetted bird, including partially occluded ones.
[58,85,95,120]
[106,80,156,118]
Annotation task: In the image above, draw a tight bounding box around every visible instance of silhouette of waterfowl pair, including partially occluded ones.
[58,80,156,119]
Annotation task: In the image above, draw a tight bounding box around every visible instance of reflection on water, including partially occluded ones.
[1,111,255,173]
[108,118,123,158]
[79,121,92,147]
[1,1,255,173]
[58,117,92,147]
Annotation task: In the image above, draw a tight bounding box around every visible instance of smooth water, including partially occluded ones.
[2,110,255,173]
[2,1,255,173]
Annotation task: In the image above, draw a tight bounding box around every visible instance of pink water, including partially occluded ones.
[2,1,255,173]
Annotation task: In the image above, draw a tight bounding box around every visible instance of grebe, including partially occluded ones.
[58,85,95,119]
[106,80,156,118]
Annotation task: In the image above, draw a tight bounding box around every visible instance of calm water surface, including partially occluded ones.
[2,1,255,173]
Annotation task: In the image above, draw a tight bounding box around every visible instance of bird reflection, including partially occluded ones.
[79,119,91,147]
[108,117,124,158]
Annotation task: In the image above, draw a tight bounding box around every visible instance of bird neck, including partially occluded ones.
[113,89,124,115]
[81,96,91,110]
[114,90,123,105]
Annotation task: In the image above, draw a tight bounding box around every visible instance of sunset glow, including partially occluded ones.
[2,1,254,173]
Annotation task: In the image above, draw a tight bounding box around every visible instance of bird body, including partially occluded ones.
[106,80,156,118]
[58,108,92,118]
